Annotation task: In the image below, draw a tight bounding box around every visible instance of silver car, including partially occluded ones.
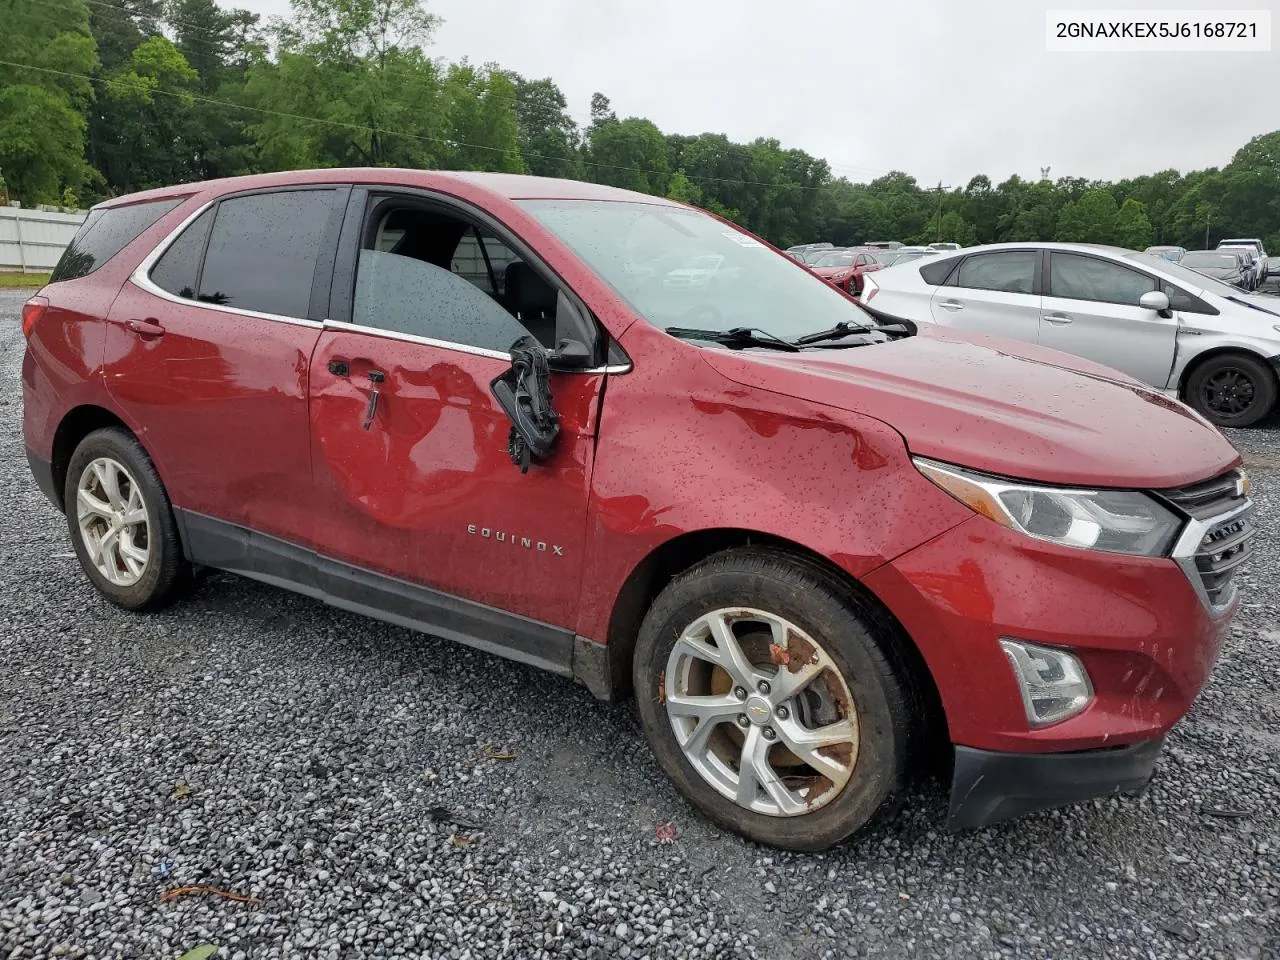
[860,241,1280,427]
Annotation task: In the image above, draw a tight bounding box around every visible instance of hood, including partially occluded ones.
[813,266,848,277]
[700,325,1239,489]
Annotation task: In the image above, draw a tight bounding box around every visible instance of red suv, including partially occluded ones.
[810,247,885,294]
[23,170,1253,851]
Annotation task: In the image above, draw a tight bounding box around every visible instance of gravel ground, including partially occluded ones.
[0,286,1277,960]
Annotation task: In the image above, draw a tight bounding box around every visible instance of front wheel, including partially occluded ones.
[1185,353,1277,428]
[633,548,915,851]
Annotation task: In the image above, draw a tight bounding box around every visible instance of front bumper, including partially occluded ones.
[947,737,1165,830]
[864,515,1235,754]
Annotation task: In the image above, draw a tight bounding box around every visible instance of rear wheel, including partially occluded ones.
[633,548,915,851]
[64,427,190,610]
[1185,353,1277,428]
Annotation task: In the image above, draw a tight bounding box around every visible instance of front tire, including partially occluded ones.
[633,548,915,851]
[64,427,190,610]
[1185,353,1277,428]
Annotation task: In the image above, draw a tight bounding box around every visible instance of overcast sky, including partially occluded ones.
[218,0,1280,187]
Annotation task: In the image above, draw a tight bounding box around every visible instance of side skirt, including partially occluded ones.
[174,509,614,697]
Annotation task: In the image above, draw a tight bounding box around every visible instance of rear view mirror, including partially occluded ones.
[490,335,560,473]
[1140,291,1171,316]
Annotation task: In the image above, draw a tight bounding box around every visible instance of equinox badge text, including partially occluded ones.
[467,524,563,556]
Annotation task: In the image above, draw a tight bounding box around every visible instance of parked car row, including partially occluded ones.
[22,171,1255,854]
[861,240,1280,426]
[783,242,960,293]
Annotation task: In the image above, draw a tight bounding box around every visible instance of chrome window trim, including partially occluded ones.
[130,192,634,373]
[1169,499,1254,615]
[128,195,323,329]
[321,319,633,374]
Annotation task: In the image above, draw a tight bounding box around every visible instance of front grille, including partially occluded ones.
[1157,468,1247,520]
[1156,468,1253,608]
[1195,514,1254,606]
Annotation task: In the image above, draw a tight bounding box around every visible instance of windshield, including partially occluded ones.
[1123,251,1246,297]
[519,199,877,341]
[814,252,855,268]
[1182,252,1240,270]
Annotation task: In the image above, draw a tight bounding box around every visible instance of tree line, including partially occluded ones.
[4,0,1279,253]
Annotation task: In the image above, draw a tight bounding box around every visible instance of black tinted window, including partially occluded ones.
[50,198,183,282]
[955,252,1037,294]
[198,190,334,316]
[150,209,214,299]
[1050,253,1155,306]
[353,249,532,351]
[919,256,958,285]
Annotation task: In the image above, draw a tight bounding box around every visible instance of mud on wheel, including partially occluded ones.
[633,548,915,851]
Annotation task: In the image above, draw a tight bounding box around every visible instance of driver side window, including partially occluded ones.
[350,202,560,351]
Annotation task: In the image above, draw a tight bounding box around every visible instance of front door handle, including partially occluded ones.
[937,299,964,311]
[125,317,165,338]
[1042,313,1073,324]
[361,370,386,430]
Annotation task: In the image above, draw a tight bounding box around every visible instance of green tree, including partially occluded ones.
[245,0,446,169]
[440,61,522,171]
[1055,188,1118,243]
[1113,198,1154,249]
[0,0,98,203]
[509,75,580,178]
[586,117,669,195]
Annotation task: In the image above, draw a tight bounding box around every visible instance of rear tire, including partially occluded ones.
[1185,353,1276,428]
[633,548,915,851]
[64,427,190,611]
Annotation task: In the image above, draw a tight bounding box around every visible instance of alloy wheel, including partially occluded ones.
[1202,367,1256,418]
[663,607,859,817]
[76,457,151,587]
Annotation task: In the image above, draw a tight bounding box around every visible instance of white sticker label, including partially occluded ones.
[723,231,765,248]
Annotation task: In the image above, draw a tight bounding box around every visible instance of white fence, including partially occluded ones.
[0,206,88,273]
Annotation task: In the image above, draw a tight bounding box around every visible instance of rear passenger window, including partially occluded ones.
[919,256,958,286]
[150,209,214,299]
[1049,253,1155,306]
[197,190,335,317]
[50,198,183,282]
[955,252,1037,294]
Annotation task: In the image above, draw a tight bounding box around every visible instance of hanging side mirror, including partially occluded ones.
[490,335,561,473]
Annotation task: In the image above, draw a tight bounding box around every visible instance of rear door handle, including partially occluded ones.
[1042,313,1073,324]
[937,299,964,311]
[125,317,165,338]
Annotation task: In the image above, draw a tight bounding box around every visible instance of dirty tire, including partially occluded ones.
[1185,352,1277,428]
[64,427,191,611]
[633,548,913,852]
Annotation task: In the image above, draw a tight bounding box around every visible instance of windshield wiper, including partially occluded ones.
[793,319,876,344]
[1227,295,1280,318]
[665,326,802,353]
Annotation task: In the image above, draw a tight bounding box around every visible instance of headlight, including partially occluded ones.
[913,457,1181,556]
[833,271,849,280]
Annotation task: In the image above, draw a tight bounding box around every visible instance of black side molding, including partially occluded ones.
[26,449,61,511]
[947,737,1166,831]
[176,509,615,692]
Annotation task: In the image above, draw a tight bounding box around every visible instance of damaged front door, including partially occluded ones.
[305,189,606,629]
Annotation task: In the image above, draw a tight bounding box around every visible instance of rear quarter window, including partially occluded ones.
[50,198,184,282]
[919,256,958,286]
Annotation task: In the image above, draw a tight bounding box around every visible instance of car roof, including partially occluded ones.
[94,168,681,209]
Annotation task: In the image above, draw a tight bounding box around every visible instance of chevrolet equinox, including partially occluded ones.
[22,170,1254,850]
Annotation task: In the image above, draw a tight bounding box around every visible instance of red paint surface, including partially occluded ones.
[22,168,1247,758]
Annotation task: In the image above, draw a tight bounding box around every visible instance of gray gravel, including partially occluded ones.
[1,286,1278,959]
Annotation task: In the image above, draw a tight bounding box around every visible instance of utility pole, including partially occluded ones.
[934,182,952,242]
[1205,208,1211,248]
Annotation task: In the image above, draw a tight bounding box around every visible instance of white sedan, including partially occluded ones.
[860,241,1280,427]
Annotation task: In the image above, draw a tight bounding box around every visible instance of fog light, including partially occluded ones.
[999,639,1093,727]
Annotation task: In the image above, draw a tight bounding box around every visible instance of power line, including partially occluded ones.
[1,59,848,193]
